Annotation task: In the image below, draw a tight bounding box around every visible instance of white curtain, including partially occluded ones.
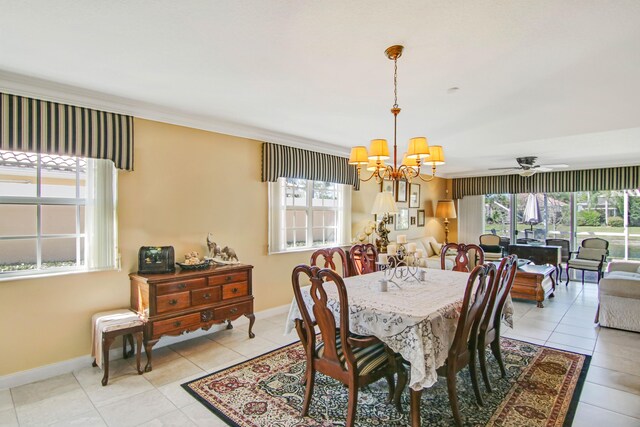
[457,195,485,245]
[85,159,118,270]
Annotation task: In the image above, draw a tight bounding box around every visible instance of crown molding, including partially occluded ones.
[0,70,350,157]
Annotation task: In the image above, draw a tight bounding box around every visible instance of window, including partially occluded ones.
[0,150,117,279]
[483,194,511,238]
[268,178,351,253]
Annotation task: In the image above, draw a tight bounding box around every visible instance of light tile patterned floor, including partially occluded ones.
[2,281,640,426]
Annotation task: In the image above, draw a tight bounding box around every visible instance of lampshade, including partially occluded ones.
[425,145,445,165]
[435,200,457,219]
[371,191,398,215]
[349,146,369,165]
[368,139,390,160]
[401,152,419,169]
[366,158,387,171]
[407,137,430,159]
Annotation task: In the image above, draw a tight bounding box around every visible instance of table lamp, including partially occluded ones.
[371,191,398,253]
[435,199,457,244]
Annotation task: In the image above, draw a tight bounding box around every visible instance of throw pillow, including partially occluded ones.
[430,241,443,255]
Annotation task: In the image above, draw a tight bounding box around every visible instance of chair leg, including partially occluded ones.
[581,270,585,286]
[394,366,408,413]
[565,267,570,285]
[478,345,492,393]
[490,340,506,377]
[346,383,358,427]
[446,370,462,427]
[384,373,395,404]
[301,367,315,417]
[468,350,484,406]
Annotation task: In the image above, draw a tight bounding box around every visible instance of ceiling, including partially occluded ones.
[1,1,640,178]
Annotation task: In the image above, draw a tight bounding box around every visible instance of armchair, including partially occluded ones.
[479,234,503,262]
[566,238,609,285]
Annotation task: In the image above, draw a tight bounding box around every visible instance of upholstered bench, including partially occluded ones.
[91,309,145,386]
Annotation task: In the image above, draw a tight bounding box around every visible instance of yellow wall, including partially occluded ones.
[0,118,449,376]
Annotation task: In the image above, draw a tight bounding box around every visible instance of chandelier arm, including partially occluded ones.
[415,165,438,182]
[358,168,380,183]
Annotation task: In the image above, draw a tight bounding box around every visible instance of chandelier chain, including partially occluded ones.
[393,58,398,108]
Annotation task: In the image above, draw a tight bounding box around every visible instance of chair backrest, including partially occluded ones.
[479,234,500,246]
[449,263,497,361]
[349,243,378,276]
[441,243,485,272]
[546,238,571,262]
[479,255,518,337]
[310,247,349,277]
[582,237,609,251]
[291,265,356,373]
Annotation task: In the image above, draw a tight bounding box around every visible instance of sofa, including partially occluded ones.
[408,236,454,270]
[597,260,640,332]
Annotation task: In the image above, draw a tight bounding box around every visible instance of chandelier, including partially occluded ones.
[349,45,445,183]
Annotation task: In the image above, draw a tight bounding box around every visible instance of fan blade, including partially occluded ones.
[536,167,552,172]
[538,164,569,168]
[488,167,520,171]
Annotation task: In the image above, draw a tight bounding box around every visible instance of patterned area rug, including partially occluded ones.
[182,338,589,426]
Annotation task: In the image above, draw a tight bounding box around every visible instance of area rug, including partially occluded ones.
[182,338,590,426]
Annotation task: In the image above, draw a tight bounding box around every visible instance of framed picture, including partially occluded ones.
[380,178,395,196]
[410,216,416,225]
[417,209,425,227]
[409,183,421,208]
[395,208,409,230]
[396,180,408,203]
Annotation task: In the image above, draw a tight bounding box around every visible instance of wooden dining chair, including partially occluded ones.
[291,265,403,426]
[310,247,350,277]
[395,262,496,427]
[440,242,485,272]
[349,243,378,276]
[477,255,518,393]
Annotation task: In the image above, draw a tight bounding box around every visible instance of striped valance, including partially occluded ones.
[261,142,360,190]
[0,92,134,170]
[452,165,640,199]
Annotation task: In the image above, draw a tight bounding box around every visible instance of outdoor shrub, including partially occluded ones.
[577,209,602,226]
[608,216,624,227]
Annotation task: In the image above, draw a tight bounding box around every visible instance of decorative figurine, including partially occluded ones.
[205,233,239,264]
[221,246,239,262]
[207,233,221,258]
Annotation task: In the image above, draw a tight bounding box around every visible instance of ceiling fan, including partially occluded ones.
[489,156,569,177]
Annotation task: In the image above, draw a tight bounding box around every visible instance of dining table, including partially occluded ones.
[284,267,514,426]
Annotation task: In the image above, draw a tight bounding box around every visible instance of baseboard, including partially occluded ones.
[0,303,290,390]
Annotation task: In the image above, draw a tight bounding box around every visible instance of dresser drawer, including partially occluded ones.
[153,313,201,336]
[156,291,190,313]
[156,278,206,296]
[191,287,221,306]
[208,271,248,286]
[214,301,252,319]
[222,282,248,299]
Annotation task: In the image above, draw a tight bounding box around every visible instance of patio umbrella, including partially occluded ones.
[522,193,541,231]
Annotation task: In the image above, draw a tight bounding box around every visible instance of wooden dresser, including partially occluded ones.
[130,263,254,371]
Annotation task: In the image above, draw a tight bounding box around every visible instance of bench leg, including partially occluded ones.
[134,332,143,374]
[101,335,115,386]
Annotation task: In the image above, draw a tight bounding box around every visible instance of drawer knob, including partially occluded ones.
[231,288,238,294]
[225,276,232,282]
[174,321,182,327]
[230,308,238,314]
[177,283,187,289]
[204,293,211,299]
[168,299,178,306]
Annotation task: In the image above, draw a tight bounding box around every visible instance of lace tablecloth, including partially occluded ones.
[285,268,514,390]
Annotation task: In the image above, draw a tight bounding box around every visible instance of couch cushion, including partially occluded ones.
[421,236,437,258]
[430,241,443,256]
[599,276,640,299]
[606,271,640,280]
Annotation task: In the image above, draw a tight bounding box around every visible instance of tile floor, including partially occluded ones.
[1,281,640,426]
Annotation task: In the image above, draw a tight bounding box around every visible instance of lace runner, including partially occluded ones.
[285,268,514,390]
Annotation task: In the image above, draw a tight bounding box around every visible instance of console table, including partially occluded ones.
[130,263,255,372]
[508,244,561,269]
